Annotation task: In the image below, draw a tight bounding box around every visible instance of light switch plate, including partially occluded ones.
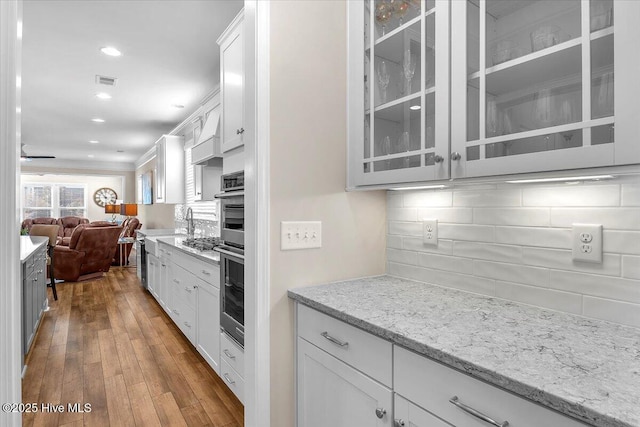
[422,219,438,246]
[572,223,602,263]
[281,221,322,250]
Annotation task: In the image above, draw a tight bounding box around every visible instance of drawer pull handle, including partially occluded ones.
[449,396,509,427]
[173,279,180,283]
[223,373,235,385]
[184,322,191,328]
[394,420,405,427]
[184,286,192,293]
[223,349,236,360]
[375,408,386,419]
[201,269,211,275]
[321,331,348,348]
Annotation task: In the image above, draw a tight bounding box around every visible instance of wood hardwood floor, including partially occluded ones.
[22,266,244,427]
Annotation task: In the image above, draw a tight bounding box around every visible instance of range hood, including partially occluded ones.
[196,107,220,146]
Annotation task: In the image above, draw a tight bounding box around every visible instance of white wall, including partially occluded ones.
[269,2,387,426]
[135,158,177,229]
[387,175,640,328]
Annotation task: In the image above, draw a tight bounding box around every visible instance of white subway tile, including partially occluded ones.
[390,262,495,296]
[622,256,640,280]
[550,208,640,230]
[522,184,620,207]
[387,248,419,266]
[603,230,640,255]
[388,262,425,282]
[403,190,453,207]
[549,270,640,304]
[474,208,550,226]
[387,192,404,208]
[453,189,521,207]
[453,241,522,263]
[495,226,571,249]
[417,207,473,223]
[387,235,403,249]
[418,253,474,275]
[583,297,640,328]
[494,281,582,314]
[621,183,640,206]
[523,247,622,276]
[403,237,453,255]
[388,208,418,222]
[439,224,495,242]
[388,221,422,236]
[473,260,549,286]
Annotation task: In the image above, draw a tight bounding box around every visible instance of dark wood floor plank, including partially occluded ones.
[22,267,244,427]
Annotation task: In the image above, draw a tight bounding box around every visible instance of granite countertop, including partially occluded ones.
[20,236,48,262]
[288,275,640,427]
[156,236,219,265]
[137,228,184,237]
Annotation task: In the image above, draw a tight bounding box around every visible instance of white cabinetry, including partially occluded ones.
[147,253,160,300]
[347,1,640,188]
[295,303,589,427]
[155,135,185,204]
[218,10,245,154]
[22,241,47,361]
[220,331,244,403]
[197,279,220,373]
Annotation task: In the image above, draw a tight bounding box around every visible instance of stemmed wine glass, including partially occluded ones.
[375,1,392,36]
[381,136,392,170]
[392,0,410,26]
[377,61,391,104]
[403,49,416,95]
[398,131,411,168]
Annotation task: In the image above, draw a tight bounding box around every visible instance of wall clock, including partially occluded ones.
[93,187,118,207]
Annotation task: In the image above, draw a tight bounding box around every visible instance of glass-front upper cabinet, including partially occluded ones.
[451,0,640,178]
[348,0,450,188]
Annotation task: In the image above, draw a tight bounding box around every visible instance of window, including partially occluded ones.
[22,183,87,219]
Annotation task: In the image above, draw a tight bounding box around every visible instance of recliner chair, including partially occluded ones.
[113,217,142,266]
[57,216,90,246]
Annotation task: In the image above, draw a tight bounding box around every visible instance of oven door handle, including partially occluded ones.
[214,247,245,260]
[215,190,245,198]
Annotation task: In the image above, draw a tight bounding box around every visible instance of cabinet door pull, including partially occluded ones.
[184,286,192,293]
[394,420,405,427]
[375,408,386,419]
[451,152,462,161]
[320,331,348,348]
[173,279,180,284]
[449,396,509,427]
[201,269,211,275]
[223,349,236,360]
[223,373,235,385]
[236,128,245,135]
[434,155,444,163]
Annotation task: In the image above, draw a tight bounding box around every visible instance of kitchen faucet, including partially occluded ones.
[186,207,195,237]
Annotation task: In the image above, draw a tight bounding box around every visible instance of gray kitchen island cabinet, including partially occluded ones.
[20,235,48,369]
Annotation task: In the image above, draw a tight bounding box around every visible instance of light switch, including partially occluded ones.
[281,221,322,250]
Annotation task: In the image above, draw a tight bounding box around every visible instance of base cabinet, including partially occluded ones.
[196,280,220,373]
[21,241,47,364]
[394,395,450,427]
[296,337,392,427]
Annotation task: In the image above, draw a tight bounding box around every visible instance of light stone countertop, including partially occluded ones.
[20,236,48,262]
[156,236,219,265]
[288,275,640,427]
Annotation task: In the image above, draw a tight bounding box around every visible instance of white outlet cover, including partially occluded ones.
[422,219,438,246]
[572,224,602,263]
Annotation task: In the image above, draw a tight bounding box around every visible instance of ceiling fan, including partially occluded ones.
[20,144,55,160]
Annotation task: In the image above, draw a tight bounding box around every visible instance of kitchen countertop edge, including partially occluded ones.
[156,236,220,265]
[288,277,634,427]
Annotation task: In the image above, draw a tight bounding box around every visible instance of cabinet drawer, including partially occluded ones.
[170,298,196,344]
[297,304,392,387]
[220,358,244,404]
[220,331,244,377]
[170,266,197,308]
[394,346,588,427]
[169,248,220,287]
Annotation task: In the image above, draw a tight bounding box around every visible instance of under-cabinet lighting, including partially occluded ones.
[409,105,421,110]
[505,175,615,184]
[91,118,105,123]
[89,140,99,144]
[100,46,122,57]
[390,185,447,191]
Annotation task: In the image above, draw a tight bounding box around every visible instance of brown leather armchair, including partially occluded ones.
[53,223,123,282]
[113,217,141,266]
[57,216,89,246]
[21,217,58,233]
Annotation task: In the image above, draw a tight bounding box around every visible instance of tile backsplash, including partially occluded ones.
[387,175,640,328]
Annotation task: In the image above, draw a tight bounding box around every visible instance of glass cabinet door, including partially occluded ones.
[451,0,621,178]
[348,0,450,188]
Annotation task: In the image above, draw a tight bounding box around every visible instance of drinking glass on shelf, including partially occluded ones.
[597,71,614,117]
[486,98,499,137]
[533,88,553,128]
[398,131,411,168]
[381,135,391,169]
[403,49,417,95]
[377,60,391,104]
[391,0,410,26]
[375,1,393,36]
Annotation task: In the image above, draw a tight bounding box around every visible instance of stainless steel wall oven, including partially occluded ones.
[217,246,244,347]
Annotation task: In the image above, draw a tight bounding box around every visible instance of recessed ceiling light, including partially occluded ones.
[100,46,122,57]
[91,118,105,123]
[171,104,185,109]
[88,154,95,158]
[95,92,112,100]
[89,140,99,144]
[409,105,421,110]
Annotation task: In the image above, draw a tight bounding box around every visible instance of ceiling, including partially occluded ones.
[20,0,243,170]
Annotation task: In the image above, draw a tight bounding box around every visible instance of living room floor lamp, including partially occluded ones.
[120,203,138,218]
[105,203,119,222]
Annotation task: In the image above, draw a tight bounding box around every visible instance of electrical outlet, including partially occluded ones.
[422,219,438,246]
[281,221,322,250]
[572,224,602,263]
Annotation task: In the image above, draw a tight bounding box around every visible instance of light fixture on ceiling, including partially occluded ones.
[91,118,105,123]
[88,154,95,158]
[390,185,448,191]
[100,46,122,57]
[505,175,615,184]
[95,92,112,100]
[409,105,421,111]
[171,104,185,109]
[89,140,99,144]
